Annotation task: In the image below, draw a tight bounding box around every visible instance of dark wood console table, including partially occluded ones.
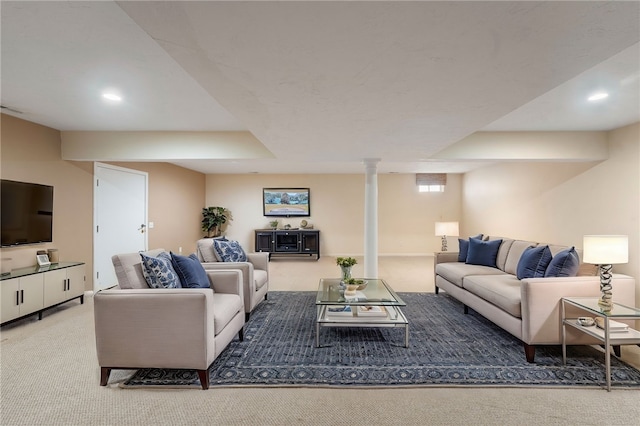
[255,229,320,260]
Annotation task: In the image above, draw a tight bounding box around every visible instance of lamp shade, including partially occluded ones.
[583,235,628,264]
[435,222,459,237]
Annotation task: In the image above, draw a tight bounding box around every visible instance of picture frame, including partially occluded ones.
[263,188,310,217]
[36,254,51,267]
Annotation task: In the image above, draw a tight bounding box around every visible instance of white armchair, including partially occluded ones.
[94,249,245,390]
[196,238,269,321]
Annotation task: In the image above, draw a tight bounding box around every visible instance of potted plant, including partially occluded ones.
[201,206,229,237]
[336,256,357,280]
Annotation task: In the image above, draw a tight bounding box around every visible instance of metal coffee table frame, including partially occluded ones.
[315,278,409,348]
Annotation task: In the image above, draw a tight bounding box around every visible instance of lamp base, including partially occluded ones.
[598,264,613,312]
[440,236,448,252]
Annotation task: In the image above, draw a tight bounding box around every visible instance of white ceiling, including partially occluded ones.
[1,1,639,174]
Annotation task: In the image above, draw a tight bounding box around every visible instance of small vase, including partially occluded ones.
[340,266,352,281]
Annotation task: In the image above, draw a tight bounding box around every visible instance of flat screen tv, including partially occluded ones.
[1,179,54,247]
[263,188,310,217]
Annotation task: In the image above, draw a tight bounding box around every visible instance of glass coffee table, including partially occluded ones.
[315,278,409,348]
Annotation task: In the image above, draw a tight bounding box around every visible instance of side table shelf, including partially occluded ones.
[1,262,85,325]
[561,297,640,391]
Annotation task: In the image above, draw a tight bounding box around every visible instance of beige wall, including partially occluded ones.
[108,162,205,254]
[1,115,206,290]
[0,114,94,283]
[462,122,640,305]
[206,173,462,255]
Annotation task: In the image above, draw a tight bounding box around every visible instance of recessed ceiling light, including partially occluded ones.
[587,92,609,102]
[102,92,122,102]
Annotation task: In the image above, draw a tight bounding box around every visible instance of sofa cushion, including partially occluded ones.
[457,234,483,262]
[544,247,580,277]
[463,274,523,318]
[466,238,502,267]
[436,262,507,288]
[140,252,181,289]
[504,240,538,275]
[516,245,552,280]
[492,238,514,272]
[213,239,248,262]
[170,253,211,288]
[212,293,243,335]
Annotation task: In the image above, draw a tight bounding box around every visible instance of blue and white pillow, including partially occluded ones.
[212,239,247,262]
[140,252,181,289]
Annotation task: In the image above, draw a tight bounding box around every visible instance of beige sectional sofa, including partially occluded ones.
[435,237,636,362]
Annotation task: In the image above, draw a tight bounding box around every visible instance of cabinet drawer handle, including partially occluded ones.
[20,289,24,304]
[16,290,20,306]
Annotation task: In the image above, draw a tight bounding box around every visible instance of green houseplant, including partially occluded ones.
[201,206,229,237]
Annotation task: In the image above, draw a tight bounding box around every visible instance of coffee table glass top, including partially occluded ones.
[564,297,640,318]
[316,278,406,306]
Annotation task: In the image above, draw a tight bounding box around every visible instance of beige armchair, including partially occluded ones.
[93,249,245,390]
[196,238,269,321]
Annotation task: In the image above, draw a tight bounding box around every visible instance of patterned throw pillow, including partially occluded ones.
[212,239,248,262]
[140,252,181,288]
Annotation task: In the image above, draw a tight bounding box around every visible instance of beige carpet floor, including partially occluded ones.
[1,255,639,425]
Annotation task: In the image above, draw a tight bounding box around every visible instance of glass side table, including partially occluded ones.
[561,297,640,391]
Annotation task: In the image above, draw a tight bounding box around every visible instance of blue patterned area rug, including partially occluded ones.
[122,291,640,389]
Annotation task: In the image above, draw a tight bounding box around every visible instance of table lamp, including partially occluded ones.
[435,222,459,252]
[583,235,628,311]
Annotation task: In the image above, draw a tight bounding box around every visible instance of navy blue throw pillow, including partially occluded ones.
[544,247,580,277]
[170,252,211,288]
[516,245,552,280]
[465,238,502,267]
[458,234,483,262]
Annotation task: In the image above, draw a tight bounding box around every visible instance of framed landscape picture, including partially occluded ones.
[263,188,310,217]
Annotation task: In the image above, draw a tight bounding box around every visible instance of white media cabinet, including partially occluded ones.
[1,261,85,325]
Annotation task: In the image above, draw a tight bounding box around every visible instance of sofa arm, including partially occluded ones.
[207,269,244,299]
[94,289,216,370]
[435,252,459,264]
[247,252,269,272]
[521,274,636,345]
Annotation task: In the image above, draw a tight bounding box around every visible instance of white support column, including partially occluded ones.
[363,158,380,278]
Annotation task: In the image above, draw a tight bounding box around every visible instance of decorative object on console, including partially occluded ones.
[583,235,628,312]
[435,221,459,251]
[1,258,12,276]
[336,257,357,281]
[201,206,230,237]
[47,248,59,264]
[269,220,279,230]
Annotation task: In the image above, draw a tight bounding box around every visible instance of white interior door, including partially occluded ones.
[94,163,148,291]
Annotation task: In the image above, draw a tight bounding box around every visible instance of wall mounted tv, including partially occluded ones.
[263,188,310,217]
[1,179,54,247]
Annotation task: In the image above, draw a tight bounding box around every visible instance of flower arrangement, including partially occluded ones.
[336,257,357,267]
